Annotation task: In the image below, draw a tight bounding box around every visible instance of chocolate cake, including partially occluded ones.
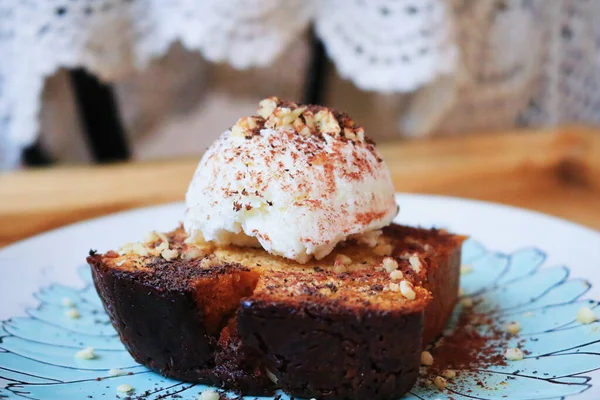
[88,224,464,400]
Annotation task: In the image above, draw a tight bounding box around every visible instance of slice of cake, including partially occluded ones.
[87,98,465,399]
[88,225,463,399]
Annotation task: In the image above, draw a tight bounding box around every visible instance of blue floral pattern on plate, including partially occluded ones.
[1,239,599,399]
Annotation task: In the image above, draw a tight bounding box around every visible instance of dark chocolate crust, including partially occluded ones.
[89,258,273,394]
[87,224,463,399]
[237,300,422,400]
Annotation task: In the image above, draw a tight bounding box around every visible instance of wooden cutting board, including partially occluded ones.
[1,125,599,248]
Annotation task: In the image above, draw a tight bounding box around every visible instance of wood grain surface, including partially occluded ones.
[1,126,599,248]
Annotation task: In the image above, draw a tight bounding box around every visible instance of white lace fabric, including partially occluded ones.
[1,0,599,168]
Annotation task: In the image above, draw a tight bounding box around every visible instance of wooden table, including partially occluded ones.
[1,126,599,248]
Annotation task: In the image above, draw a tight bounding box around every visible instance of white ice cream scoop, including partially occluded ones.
[184,98,398,263]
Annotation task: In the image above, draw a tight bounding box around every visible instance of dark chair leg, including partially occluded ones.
[69,68,131,163]
[303,29,329,105]
[22,140,54,166]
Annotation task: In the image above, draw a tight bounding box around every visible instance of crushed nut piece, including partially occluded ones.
[421,350,434,366]
[388,282,400,292]
[504,347,524,361]
[434,376,448,390]
[161,248,179,261]
[333,264,348,274]
[460,297,474,308]
[335,254,352,265]
[108,368,127,377]
[441,369,456,379]
[577,306,597,324]
[374,243,393,256]
[265,368,278,384]
[505,321,521,335]
[314,109,341,135]
[116,384,133,393]
[460,264,473,275]
[400,280,416,300]
[74,347,95,360]
[144,231,159,243]
[390,270,404,280]
[382,257,398,272]
[65,308,80,319]
[198,390,220,400]
[352,230,382,247]
[118,242,149,257]
[61,297,74,307]
[182,247,206,260]
[409,255,422,273]
[257,97,279,119]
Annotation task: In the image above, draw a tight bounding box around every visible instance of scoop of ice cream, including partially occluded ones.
[184,97,398,263]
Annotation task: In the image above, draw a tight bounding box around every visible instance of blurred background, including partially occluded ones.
[1,0,599,246]
[2,0,600,168]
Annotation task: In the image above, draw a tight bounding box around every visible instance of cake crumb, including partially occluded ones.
[75,347,95,360]
[504,348,524,361]
[421,350,434,366]
[577,306,597,324]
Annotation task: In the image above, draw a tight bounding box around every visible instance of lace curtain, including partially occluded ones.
[1,0,599,168]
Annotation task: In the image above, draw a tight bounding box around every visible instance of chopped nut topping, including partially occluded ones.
[382,256,398,272]
[265,368,278,384]
[374,243,393,256]
[115,259,127,267]
[74,347,95,360]
[577,306,597,324]
[400,280,416,300]
[409,255,422,273]
[61,297,74,307]
[333,264,348,274]
[434,376,448,390]
[116,384,133,393]
[460,297,474,308]
[65,308,80,319]
[108,368,127,377]
[335,254,352,265]
[388,282,400,292]
[144,231,159,243]
[504,347,524,361]
[182,247,206,260]
[257,97,279,119]
[198,390,220,400]
[441,369,456,379]
[460,264,473,275]
[505,321,521,335]
[390,270,404,280]
[314,109,341,135]
[352,230,382,247]
[161,248,179,261]
[421,350,434,366]
[118,242,149,257]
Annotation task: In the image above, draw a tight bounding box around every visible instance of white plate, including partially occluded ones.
[1,194,599,399]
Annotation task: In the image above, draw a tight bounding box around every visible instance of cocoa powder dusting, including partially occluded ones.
[420,303,510,393]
